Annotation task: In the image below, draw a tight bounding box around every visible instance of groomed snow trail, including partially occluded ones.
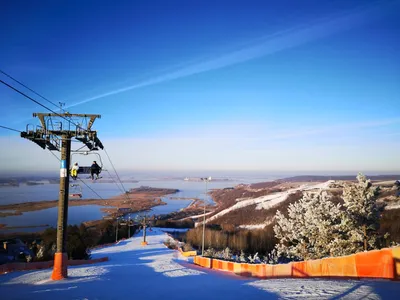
[1,228,399,299]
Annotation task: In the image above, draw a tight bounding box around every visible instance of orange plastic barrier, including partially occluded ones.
[322,255,357,278]
[355,249,394,279]
[272,262,292,277]
[304,258,323,277]
[292,261,307,277]
[193,247,400,281]
[194,256,212,268]
[393,247,400,280]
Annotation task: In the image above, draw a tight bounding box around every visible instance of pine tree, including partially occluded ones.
[273,191,346,260]
[239,250,247,262]
[342,173,381,251]
[273,174,383,261]
[222,247,233,260]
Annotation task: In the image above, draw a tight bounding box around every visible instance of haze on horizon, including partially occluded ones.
[1,0,399,174]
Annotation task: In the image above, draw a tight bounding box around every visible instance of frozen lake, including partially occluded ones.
[0,177,274,233]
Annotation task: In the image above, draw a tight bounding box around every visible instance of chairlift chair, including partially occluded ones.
[70,151,104,179]
[69,184,82,199]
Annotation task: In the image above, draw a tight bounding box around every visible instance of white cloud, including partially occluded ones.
[67,1,391,108]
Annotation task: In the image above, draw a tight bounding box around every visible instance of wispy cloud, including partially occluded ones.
[68,1,394,108]
[266,118,400,141]
[165,117,400,141]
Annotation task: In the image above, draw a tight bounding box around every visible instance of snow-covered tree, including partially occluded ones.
[248,252,261,264]
[342,173,381,251]
[222,247,233,260]
[204,247,217,258]
[239,250,247,262]
[273,191,347,260]
[273,173,383,261]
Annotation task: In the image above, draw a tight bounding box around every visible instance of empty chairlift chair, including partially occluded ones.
[69,184,82,199]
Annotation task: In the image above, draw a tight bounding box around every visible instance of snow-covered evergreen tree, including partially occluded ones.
[239,250,247,262]
[204,247,217,258]
[273,191,346,260]
[342,173,381,251]
[222,247,233,260]
[273,173,383,261]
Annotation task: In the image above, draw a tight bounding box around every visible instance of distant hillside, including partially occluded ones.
[198,179,400,244]
[278,175,400,182]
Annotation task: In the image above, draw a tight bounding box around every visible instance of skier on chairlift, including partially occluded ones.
[71,162,79,180]
[90,161,101,180]
[395,180,400,197]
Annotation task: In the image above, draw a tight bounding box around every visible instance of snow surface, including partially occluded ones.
[205,181,333,224]
[238,224,266,230]
[1,227,399,300]
[385,203,400,210]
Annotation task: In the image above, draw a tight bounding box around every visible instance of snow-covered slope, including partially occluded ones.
[1,227,399,300]
[204,181,333,225]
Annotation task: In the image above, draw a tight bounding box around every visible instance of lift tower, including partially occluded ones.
[21,113,103,280]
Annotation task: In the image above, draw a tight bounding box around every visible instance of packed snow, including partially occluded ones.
[1,227,399,299]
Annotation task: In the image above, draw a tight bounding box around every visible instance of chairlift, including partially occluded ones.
[70,151,104,179]
[69,184,82,199]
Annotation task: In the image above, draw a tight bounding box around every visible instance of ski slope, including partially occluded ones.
[204,181,334,224]
[1,228,399,299]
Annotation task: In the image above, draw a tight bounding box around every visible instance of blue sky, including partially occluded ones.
[1,0,399,174]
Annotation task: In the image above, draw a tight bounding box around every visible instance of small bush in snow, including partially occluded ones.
[239,250,247,263]
[183,243,194,252]
[248,252,261,264]
[164,239,177,250]
[204,247,217,258]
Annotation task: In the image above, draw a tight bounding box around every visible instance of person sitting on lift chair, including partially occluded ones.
[71,162,79,180]
[395,180,400,197]
[90,161,101,180]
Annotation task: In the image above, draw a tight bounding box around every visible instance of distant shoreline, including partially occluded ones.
[0,187,179,231]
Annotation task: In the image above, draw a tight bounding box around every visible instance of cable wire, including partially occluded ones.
[2,75,127,204]
[105,169,126,196]
[104,148,131,202]
[0,79,90,134]
[77,177,106,200]
[0,69,64,112]
[0,125,22,133]
[47,149,106,200]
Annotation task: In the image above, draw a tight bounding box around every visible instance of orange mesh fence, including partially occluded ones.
[292,261,307,277]
[321,255,356,277]
[304,258,323,277]
[272,262,292,277]
[240,263,252,277]
[226,261,234,272]
[233,262,242,274]
[194,256,211,268]
[265,264,273,277]
[355,249,394,279]
[393,247,400,280]
[193,247,400,280]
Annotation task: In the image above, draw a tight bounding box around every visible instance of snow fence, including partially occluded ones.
[0,256,109,275]
[194,247,400,280]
